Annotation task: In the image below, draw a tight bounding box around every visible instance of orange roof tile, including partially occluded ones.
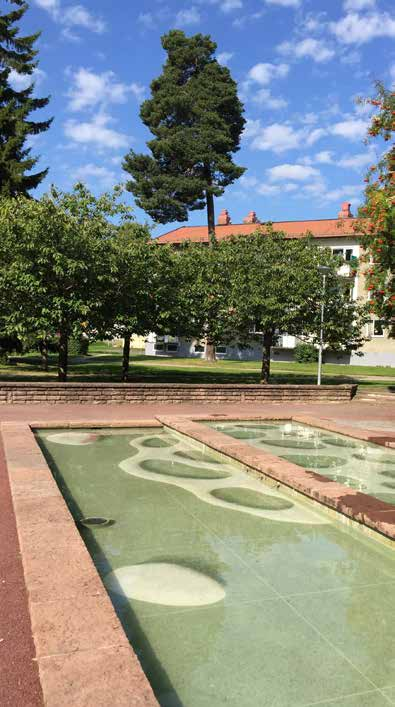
[156,218,361,244]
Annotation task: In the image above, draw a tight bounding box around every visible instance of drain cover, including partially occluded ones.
[79,517,114,528]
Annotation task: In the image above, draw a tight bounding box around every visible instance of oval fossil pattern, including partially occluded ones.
[46,432,98,446]
[104,563,226,607]
[211,487,293,511]
[282,455,347,469]
[322,437,359,449]
[175,450,226,464]
[140,458,230,479]
[353,452,395,465]
[263,439,325,450]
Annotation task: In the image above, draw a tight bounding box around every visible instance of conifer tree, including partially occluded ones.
[123,30,245,245]
[0,0,52,196]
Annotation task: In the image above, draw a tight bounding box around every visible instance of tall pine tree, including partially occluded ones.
[0,0,51,196]
[123,30,245,245]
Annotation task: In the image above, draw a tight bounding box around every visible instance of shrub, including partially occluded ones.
[294,343,318,363]
[68,336,89,357]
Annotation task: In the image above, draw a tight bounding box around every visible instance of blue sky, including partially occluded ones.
[12,0,394,234]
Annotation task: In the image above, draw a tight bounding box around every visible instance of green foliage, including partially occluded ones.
[0,0,52,195]
[123,30,245,235]
[356,82,394,326]
[68,336,89,357]
[294,343,318,363]
[0,184,132,379]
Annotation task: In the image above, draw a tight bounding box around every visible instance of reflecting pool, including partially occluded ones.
[205,420,395,505]
[36,427,395,707]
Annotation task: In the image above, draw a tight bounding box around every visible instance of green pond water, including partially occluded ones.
[206,421,395,506]
[36,427,395,707]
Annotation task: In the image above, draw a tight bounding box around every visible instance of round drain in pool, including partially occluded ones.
[263,439,325,450]
[210,487,293,511]
[282,454,347,469]
[140,459,230,479]
[79,517,114,528]
[104,563,226,606]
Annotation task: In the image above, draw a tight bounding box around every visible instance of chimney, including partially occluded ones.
[217,208,231,225]
[338,201,353,219]
[243,210,259,224]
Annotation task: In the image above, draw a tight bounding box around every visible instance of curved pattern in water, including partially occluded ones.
[46,432,98,446]
[353,452,395,465]
[210,487,293,511]
[104,563,226,607]
[322,437,359,448]
[263,439,326,450]
[175,450,226,464]
[140,459,230,480]
[283,455,347,469]
[141,436,177,448]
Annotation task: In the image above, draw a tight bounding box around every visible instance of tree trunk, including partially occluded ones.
[206,189,216,247]
[40,337,49,372]
[260,332,273,384]
[204,338,216,362]
[122,332,131,382]
[58,327,68,382]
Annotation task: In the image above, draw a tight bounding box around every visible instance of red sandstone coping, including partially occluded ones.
[1,409,394,705]
[1,422,158,707]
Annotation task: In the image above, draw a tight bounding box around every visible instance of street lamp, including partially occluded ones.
[317,265,331,386]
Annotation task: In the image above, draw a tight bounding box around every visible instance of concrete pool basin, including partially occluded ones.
[1,409,394,706]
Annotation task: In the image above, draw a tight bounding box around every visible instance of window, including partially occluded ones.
[167,342,179,352]
[154,343,165,351]
[331,247,355,261]
[373,319,385,337]
[194,344,204,353]
[215,345,227,354]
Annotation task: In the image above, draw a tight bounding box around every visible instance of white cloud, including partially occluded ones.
[175,7,201,26]
[330,118,368,140]
[305,128,327,146]
[137,12,155,29]
[250,123,302,152]
[264,0,300,6]
[315,150,334,164]
[277,38,335,63]
[390,63,395,89]
[343,0,375,10]
[34,0,106,36]
[8,68,46,91]
[338,150,376,170]
[253,89,287,109]
[243,118,262,140]
[218,0,242,11]
[64,113,130,150]
[248,62,289,85]
[66,68,145,111]
[74,163,118,188]
[217,52,234,65]
[330,12,395,45]
[268,164,321,182]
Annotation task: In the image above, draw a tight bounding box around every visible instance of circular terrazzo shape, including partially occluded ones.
[322,437,359,448]
[282,454,347,469]
[79,517,114,528]
[225,428,266,440]
[352,452,395,465]
[140,459,230,479]
[46,432,98,446]
[175,450,225,464]
[141,436,176,448]
[234,423,277,430]
[103,563,226,606]
[210,487,293,511]
[380,469,395,479]
[263,439,325,450]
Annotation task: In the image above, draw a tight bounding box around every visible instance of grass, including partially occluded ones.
[1,341,394,392]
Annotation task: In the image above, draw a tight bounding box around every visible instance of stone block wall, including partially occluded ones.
[0,382,357,405]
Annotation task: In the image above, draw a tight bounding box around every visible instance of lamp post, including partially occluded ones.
[317,265,331,386]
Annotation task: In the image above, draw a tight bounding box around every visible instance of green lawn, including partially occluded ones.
[1,342,394,392]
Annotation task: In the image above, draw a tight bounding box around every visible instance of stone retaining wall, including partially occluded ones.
[0,382,357,405]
